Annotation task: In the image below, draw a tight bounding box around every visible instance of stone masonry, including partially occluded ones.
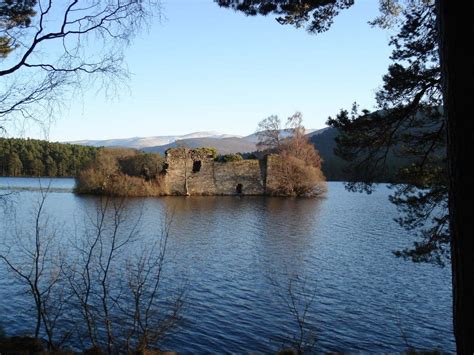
[162,148,278,196]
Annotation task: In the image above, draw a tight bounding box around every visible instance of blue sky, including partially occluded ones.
[46,0,393,141]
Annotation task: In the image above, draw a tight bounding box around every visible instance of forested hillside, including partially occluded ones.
[0,138,99,177]
[310,128,418,182]
[1,129,414,181]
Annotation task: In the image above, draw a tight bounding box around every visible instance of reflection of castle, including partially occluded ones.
[162,148,279,196]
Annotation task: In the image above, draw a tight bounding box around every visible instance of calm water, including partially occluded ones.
[0,177,455,353]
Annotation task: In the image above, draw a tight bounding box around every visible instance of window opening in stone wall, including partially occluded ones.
[236,183,243,194]
[192,160,202,173]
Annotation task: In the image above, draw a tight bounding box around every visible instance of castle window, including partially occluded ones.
[192,160,202,173]
[236,183,243,194]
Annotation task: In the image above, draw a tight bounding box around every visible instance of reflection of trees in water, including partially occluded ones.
[142,196,324,288]
[152,196,325,263]
[1,190,454,352]
[152,195,323,352]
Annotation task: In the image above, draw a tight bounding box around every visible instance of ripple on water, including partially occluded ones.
[0,181,454,353]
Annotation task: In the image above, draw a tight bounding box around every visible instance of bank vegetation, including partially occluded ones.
[75,113,326,198]
[258,112,327,197]
[75,149,166,197]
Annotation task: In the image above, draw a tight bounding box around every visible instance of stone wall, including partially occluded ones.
[163,148,267,195]
[264,154,281,195]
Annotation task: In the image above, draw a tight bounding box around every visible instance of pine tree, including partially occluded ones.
[326,3,447,264]
[0,0,37,57]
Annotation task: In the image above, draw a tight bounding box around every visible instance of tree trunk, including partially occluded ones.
[436,1,473,354]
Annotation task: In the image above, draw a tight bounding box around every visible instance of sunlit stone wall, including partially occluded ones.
[163,148,267,195]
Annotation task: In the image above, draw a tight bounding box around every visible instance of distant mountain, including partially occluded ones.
[68,127,351,178]
[139,127,348,179]
[309,127,346,180]
[68,131,241,150]
[143,137,258,155]
[141,128,327,155]
[70,129,323,152]
[310,126,422,181]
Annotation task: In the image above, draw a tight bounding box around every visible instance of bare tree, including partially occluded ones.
[0,185,68,350]
[65,197,110,350]
[0,0,162,132]
[97,197,140,353]
[281,112,322,169]
[120,209,185,352]
[285,111,304,136]
[256,111,321,161]
[66,196,141,353]
[1,188,184,352]
[256,114,282,151]
[258,112,326,196]
[65,197,184,353]
[271,274,318,354]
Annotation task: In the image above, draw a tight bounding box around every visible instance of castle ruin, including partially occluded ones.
[162,148,280,196]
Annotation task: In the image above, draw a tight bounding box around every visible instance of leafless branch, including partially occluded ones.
[1,0,162,133]
[270,274,318,354]
[0,185,67,350]
[65,199,184,353]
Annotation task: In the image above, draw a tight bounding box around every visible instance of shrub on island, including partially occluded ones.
[75,149,165,196]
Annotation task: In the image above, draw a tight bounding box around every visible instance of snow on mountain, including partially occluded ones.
[68,129,324,153]
[68,131,242,149]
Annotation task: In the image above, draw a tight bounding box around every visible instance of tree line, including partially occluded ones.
[0,138,99,177]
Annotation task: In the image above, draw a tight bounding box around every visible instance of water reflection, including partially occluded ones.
[0,181,454,353]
